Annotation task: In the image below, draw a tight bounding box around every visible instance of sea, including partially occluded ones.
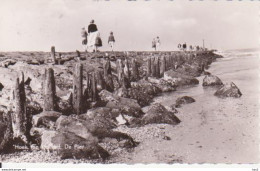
[150,48,260,163]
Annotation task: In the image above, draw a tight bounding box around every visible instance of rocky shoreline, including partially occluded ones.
[0,50,242,163]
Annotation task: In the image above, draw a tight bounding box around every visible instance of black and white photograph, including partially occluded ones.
[0,0,259,168]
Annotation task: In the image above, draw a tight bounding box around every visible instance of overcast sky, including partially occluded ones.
[0,0,259,52]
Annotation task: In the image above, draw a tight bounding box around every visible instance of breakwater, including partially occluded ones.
[0,49,222,162]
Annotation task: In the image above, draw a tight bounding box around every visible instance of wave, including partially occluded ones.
[219,48,260,59]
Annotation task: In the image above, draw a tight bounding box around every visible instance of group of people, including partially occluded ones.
[81,20,206,53]
[81,20,115,52]
[152,36,161,51]
[178,43,204,52]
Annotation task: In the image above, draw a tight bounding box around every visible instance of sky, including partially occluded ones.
[0,0,259,52]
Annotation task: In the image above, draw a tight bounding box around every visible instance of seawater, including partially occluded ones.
[150,49,260,163]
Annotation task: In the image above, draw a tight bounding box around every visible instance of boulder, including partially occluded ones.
[85,107,120,122]
[164,70,199,86]
[99,90,143,117]
[0,59,16,68]
[214,82,242,98]
[8,62,43,92]
[0,113,13,153]
[86,107,132,125]
[175,63,202,77]
[39,129,109,159]
[131,79,161,96]
[0,68,19,90]
[175,96,195,108]
[147,77,176,92]
[202,75,223,86]
[32,111,62,129]
[56,92,73,115]
[131,103,180,126]
[26,100,43,116]
[55,115,137,147]
[114,87,153,107]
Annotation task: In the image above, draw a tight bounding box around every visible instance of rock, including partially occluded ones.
[56,93,73,115]
[0,68,19,90]
[131,103,180,126]
[175,63,202,77]
[114,87,153,107]
[85,107,130,126]
[85,107,120,121]
[0,59,16,67]
[175,96,195,108]
[8,62,43,92]
[131,79,161,96]
[78,113,118,130]
[214,82,242,98]
[39,129,109,159]
[32,111,62,129]
[164,70,199,86]
[26,59,41,65]
[202,75,223,86]
[56,115,137,148]
[147,77,176,92]
[26,99,43,116]
[55,116,99,141]
[0,113,13,153]
[170,106,178,113]
[99,90,143,117]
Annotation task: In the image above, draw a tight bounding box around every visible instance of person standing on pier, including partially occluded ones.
[182,42,187,51]
[108,31,115,51]
[87,19,100,52]
[152,38,156,51]
[189,45,193,51]
[178,43,182,51]
[81,27,88,52]
[155,36,161,51]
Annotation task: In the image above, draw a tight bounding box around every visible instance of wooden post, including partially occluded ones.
[151,57,156,77]
[72,63,83,114]
[116,59,130,89]
[155,57,160,78]
[44,68,56,111]
[57,53,61,65]
[76,50,81,61]
[103,59,114,92]
[76,50,80,57]
[131,58,139,81]
[91,72,98,101]
[96,70,105,90]
[161,56,166,77]
[170,55,173,69]
[103,59,112,77]
[51,46,56,64]
[117,59,124,82]
[124,58,130,81]
[147,57,151,77]
[11,73,29,146]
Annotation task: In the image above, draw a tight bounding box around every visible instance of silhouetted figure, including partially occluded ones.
[87,20,101,52]
[108,32,115,51]
[178,44,182,50]
[182,43,187,51]
[81,27,88,52]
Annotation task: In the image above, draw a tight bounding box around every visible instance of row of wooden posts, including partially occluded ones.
[10,49,197,145]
